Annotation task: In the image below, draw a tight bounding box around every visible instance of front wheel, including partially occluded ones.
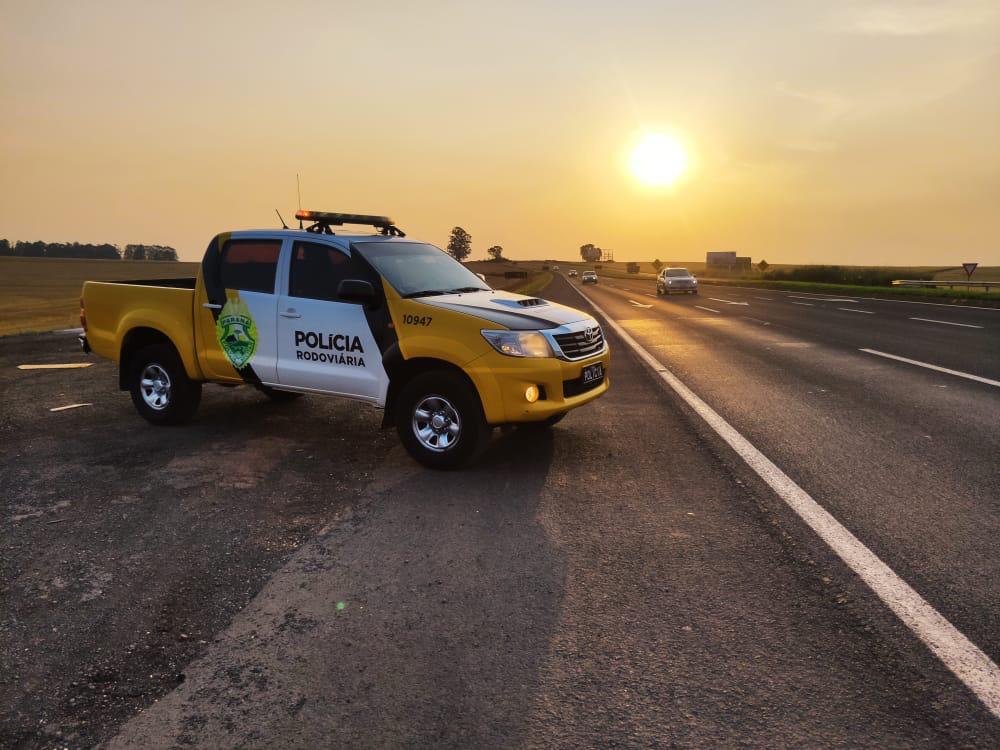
[128,343,202,425]
[395,371,490,469]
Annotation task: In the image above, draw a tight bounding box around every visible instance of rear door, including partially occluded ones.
[197,236,282,383]
[275,240,388,401]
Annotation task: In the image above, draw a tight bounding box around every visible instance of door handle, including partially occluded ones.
[202,303,222,310]
[280,310,302,319]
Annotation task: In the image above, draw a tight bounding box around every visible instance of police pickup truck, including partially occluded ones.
[80,212,610,468]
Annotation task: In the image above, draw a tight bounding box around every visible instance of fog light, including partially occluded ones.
[525,385,539,403]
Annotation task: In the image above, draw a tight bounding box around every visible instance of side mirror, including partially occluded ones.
[337,279,375,304]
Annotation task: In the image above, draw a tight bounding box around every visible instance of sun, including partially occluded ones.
[629,132,690,187]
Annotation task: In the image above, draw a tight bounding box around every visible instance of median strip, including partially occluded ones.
[859,349,999,387]
[568,281,1000,719]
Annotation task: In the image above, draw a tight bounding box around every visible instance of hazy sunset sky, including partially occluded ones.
[2,1,998,264]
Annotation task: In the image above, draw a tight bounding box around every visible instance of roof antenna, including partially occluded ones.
[275,209,289,229]
[296,173,303,228]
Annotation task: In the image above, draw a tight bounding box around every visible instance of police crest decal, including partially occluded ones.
[216,294,258,369]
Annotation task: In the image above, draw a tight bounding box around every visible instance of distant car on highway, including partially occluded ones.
[568,269,578,277]
[656,268,697,295]
[581,271,598,284]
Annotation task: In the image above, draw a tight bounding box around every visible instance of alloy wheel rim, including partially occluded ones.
[139,363,172,410]
[412,395,461,452]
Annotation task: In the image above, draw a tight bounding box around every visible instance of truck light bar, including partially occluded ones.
[295,210,405,237]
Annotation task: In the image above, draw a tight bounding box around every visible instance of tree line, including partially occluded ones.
[0,239,178,261]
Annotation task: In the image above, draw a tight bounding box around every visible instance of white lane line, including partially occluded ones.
[694,305,721,314]
[910,317,984,329]
[567,283,1000,718]
[49,403,93,412]
[860,349,1000,388]
[753,296,774,301]
[790,302,814,307]
[704,284,1000,310]
[628,299,653,309]
[708,297,749,306]
[839,308,875,314]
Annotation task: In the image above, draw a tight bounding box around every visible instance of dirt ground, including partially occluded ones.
[0,331,391,748]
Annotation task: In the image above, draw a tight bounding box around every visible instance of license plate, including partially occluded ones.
[581,362,604,384]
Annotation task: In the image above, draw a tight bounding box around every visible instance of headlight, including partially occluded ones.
[481,329,553,358]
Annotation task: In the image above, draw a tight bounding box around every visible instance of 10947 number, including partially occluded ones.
[402,314,433,327]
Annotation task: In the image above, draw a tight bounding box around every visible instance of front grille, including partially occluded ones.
[553,326,605,360]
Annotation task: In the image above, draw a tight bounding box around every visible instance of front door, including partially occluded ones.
[275,240,387,401]
[196,236,281,384]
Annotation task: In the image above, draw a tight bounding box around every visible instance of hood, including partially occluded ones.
[414,290,592,330]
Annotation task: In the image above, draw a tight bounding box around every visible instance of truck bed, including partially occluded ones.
[82,279,198,372]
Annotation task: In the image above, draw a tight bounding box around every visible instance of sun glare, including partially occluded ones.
[629,133,690,187]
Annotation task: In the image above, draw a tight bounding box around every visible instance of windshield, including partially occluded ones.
[352,242,491,298]
[665,269,691,278]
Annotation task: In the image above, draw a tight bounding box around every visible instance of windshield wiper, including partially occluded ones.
[402,290,448,299]
[446,286,489,294]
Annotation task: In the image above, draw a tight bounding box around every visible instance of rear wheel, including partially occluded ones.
[395,371,490,469]
[128,343,201,425]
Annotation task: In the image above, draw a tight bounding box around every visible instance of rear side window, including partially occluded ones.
[288,241,357,301]
[220,240,281,293]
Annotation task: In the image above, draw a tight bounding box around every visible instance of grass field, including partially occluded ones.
[0,257,552,337]
[0,257,199,336]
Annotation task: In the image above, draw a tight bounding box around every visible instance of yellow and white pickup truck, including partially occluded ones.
[81,211,610,467]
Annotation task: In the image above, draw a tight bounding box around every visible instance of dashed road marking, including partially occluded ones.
[790,302,814,307]
[839,308,875,314]
[860,349,999,387]
[909,317,984,329]
[694,305,721,314]
[569,282,1000,719]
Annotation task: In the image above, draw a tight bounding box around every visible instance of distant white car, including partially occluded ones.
[656,268,697,295]
[568,269,578,277]
[581,271,598,284]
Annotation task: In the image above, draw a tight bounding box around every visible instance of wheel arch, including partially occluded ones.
[118,327,183,390]
[381,354,482,427]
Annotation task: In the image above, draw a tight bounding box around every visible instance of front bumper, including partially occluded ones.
[465,344,611,424]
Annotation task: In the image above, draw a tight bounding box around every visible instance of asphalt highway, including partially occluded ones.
[576,275,1000,661]
[2,275,998,747]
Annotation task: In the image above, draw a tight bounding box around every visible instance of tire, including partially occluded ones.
[395,371,490,469]
[655,286,662,296]
[128,343,202,425]
[258,386,303,402]
[519,412,567,430]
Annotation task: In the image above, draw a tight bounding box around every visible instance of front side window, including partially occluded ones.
[353,242,490,298]
[288,241,358,301]
[220,239,281,293]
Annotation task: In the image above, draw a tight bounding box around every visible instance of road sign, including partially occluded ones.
[962,262,978,280]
